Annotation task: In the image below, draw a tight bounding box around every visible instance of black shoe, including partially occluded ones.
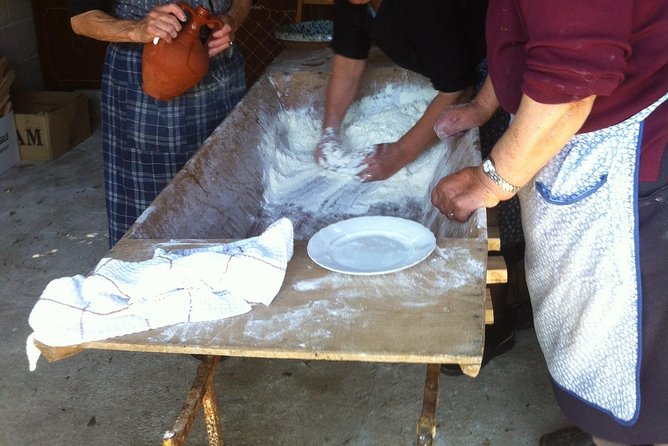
[440,321,515,376]
[539,426,594,446]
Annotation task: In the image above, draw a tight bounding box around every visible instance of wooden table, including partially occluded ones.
[36,236,490,445]
[34,47,496,445]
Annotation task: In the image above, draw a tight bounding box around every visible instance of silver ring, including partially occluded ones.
[445,211,455,220]
[229,40,234,46]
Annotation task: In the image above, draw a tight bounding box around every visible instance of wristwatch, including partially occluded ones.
[481,156,521,194]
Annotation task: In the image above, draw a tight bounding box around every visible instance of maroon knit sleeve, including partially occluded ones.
[519,0,633,104]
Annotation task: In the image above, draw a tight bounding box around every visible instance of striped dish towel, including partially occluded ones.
[26,218,293,371]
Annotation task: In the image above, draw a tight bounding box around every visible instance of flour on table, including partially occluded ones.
[255,83,447,239]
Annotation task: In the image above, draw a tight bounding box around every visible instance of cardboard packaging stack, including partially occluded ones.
[13,90,91,161]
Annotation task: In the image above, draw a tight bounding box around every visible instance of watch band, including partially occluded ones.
[481,156,521,194]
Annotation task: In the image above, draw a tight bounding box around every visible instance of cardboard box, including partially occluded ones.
[14,91,91,161]
[0,111,20,175]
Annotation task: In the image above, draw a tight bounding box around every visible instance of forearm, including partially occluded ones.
[433,77,499,140]
[71,3,188,44]
[70,10,144,43]
[481,94,596,199]
[397,89,471,160]
[472,76,500,120]
[322,55,366,129]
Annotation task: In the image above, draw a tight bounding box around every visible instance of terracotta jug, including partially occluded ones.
[142,3,224,101]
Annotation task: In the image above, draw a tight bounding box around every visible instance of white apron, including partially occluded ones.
[519,93,668,424]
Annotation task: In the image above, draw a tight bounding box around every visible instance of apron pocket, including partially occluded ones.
[534,131,614,205]
[536,173,607,204]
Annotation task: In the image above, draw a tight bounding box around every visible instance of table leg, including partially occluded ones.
[416,363,440,446]
[417,248,500,443]
[163,356,224,446]
[295,0,303,22]
[202,359,224,446]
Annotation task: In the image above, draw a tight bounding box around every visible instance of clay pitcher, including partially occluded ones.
[142,3,224,101]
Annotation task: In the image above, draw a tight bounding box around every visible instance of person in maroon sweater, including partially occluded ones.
[317,0,533,374]
[431,1,668,445]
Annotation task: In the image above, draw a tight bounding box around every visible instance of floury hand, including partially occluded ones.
[314,127,341,167]
[315,127,373,176]
[357,142,414,182]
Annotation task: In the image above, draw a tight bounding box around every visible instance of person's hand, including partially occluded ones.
[138,4,187,44]
[357,142,412,182]
[207,15,236,57]
[315,127,342,167]
[434,101,491,141]
[431,166,500,222]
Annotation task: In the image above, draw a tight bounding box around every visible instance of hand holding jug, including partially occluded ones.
[142,2,224,101]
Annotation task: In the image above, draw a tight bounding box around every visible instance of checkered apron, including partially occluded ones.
[520,93,668,424]
[101,0,246,246]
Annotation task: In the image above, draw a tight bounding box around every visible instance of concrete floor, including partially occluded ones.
[0,107,570,445]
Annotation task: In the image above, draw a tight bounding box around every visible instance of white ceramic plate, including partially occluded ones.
[307,216,436,275]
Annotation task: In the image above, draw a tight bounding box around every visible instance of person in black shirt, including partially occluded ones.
[315,0,487,182]
[316,0,528,375]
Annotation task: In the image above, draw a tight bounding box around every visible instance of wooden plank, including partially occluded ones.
[486,255,507,285]
[296,0,333,22]
[33,340,84,362]
[52,237,488,367]
[484,288,494,325]
[486,207,501,252]
[487,224,501,252]
[295,0,302,22]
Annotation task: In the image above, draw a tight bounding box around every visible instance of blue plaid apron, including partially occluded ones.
[101,0,246,246]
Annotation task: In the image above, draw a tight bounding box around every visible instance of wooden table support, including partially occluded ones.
[162,251,504,446]
[415,219,505,444]
[416,363,441,446]
[415,287,495,445]
[163,356,224,446]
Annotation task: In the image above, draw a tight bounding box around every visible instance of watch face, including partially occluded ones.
[482,157,516,193]
[483,159,493,174]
